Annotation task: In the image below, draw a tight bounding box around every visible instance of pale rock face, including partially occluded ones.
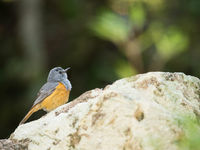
[10,72,200,150]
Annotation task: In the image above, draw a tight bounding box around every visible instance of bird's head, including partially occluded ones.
[47,67,70,82]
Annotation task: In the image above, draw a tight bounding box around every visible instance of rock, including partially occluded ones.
[0,139,28,150]
[8,72,200,150]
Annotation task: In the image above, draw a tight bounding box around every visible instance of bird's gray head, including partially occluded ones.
[47,67,70,82]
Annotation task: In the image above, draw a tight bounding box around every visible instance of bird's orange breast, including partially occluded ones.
[41,82,70,111]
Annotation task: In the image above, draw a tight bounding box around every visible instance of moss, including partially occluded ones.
[175,115,200,150]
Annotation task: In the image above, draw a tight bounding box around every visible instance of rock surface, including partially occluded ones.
[8,72,200,150]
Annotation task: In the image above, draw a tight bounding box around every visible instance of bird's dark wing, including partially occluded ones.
[32,82,59,106]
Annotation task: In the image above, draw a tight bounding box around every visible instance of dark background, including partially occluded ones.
[0,0,200,138]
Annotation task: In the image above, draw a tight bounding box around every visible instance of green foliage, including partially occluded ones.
[90,10,131,43]
[129,3,146,27]
[114,58,137,78]
[150,23,189,59]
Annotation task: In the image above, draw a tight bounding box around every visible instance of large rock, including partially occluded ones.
[8,72,200,150]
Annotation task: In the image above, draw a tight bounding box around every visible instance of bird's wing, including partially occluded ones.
[32,82,59,106]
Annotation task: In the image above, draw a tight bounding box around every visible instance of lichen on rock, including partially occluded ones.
[7,72,200,150]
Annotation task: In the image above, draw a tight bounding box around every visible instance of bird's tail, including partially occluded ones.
[19,104,41,125]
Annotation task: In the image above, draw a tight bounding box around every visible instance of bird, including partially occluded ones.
[19,67,72,125]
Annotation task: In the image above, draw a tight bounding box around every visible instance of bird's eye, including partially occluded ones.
[59,71,62,74]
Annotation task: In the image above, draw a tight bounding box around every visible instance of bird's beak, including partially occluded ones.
[64,67,70,72]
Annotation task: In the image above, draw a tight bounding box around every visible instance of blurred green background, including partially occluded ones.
[0,0,200,140]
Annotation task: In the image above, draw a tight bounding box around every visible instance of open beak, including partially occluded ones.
[64,67,70,72]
